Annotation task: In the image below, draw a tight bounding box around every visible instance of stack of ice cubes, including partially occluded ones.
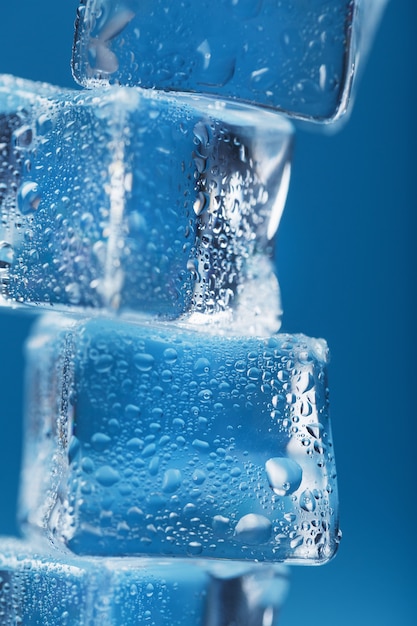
[0,0,387,623]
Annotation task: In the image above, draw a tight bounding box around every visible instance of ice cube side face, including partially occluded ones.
[0,538,96,625]
[72,0,385,121]
[0,75,292,322]
[20,316,340,564]
[0,538,288,626]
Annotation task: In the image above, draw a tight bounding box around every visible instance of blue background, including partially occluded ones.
[0,1,415,624]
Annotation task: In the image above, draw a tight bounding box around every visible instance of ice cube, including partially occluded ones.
[19,314,340,564]
[0,537,288,625]
[72,0,388,122]
[0,75,292,327]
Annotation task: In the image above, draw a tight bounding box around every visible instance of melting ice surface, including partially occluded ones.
[19,315,340,564]
[0,75,292,331]
[0,537,289,625]
[72,0,388,121]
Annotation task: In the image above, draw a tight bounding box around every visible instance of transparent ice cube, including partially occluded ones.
[72,0,388,122]
[0,75,292,329]
[0,537,289,625]
[19,314,340,564]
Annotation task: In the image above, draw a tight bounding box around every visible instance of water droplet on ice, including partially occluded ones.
[234,514,272,545]
[193,191,210,216]
[212,515,230,536]
[95,465,121,487]
[163,347,178,364]
[0,241,14,268]
[133,352,155,371]
[95,354,114,373]
[162,468,182,493]
[65,282,81,305]
[265,457,303,496]
[299,489,316,512]
[188,541,203,555]
[17,181,41,214]
[194,357,210,376]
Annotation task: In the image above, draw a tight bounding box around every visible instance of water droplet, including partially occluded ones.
[193,121,210,147]
[194,357,210,376]
[0,241,14,268]
[187,541,203,555]
[133,352,155,371]
[124,404,140,420]
[36,113,53,135]
[162,468,182,493]
[13,125,33,147]
[247,367,261,381]
[198,388,213,403]
[265,457,303,496]
[65,282,81,305]
[17,181,41,214]
[192,439,210,451]
[193,191,210,216]
[234,514,272,545]
[192,469,206,485]
[300,489,316,512]
[163,347,178,364]
[142,443,156,458]
[91,433,111,451]
[146,583,154,597]
[95,465,120,487]
[95,354,113,373]
[306,423,324,439]
[212,515,230,536]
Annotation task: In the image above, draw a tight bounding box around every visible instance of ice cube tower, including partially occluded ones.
[0,0,388,622]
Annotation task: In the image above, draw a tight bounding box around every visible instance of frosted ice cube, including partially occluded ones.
[0,75,292,328]
[0,537,289,625]
[72,0,388,122]
[20,315,340,564]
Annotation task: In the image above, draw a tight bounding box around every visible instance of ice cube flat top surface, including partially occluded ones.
[72,0,379,121]
[0,537,288,625]
[20,316,340,564]
[0,75,292,325]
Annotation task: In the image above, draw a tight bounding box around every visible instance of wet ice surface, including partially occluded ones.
[0,75,292,330]
[20,315,340,563]
[72,0,387,121]
[0,537,289,625]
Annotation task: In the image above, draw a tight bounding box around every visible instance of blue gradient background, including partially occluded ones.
[0,1,415,624]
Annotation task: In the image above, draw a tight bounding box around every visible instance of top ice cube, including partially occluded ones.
[72,0,387,122]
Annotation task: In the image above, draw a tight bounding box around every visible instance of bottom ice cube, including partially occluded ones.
[19,315,340,563]
[0,537,289,625]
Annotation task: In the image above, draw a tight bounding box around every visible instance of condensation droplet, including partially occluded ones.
[133,352,155,371]
[234,514,272,545]
[300,489,316,512]
[17,181,41,214]
[95,465,121,487]
[265,457,303,496]
[162,468,182,493]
